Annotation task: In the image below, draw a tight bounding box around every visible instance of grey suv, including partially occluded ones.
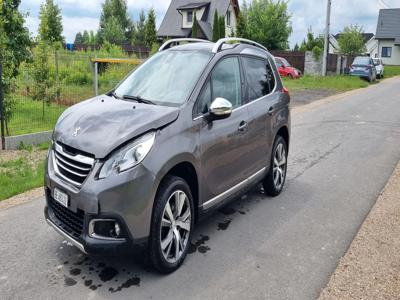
[45,38,291,273]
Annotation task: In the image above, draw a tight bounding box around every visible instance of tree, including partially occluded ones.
[293,43,299,51]
[31,41,55,115]
[144,8,157,48]
[246,0,292,50]
[236,11,248,38]
[0,0,31,134]
[299,27,324,51]
[102,16,125,45]
[212,10,219,42]
[192,12,198,38]
[38,0,64,46]
[74,32,83,44]
[98,0,133,44]
[136,9,146,45]
[89,30,96,46]
[219,15,225,39]
[82,30,90,46]
[338,25,366,56]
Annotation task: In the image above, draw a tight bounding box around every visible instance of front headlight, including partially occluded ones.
[98,131,156,179]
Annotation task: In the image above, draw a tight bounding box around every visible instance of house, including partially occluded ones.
[157,0,240,41]
[375,8,400,65]
[329,33,378,57]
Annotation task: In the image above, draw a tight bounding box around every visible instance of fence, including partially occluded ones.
[0,51,141,144]
[270,51,306,73]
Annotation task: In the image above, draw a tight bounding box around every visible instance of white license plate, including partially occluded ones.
[54,188,69,208]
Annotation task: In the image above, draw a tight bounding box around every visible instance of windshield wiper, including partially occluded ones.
[122,95,155,105]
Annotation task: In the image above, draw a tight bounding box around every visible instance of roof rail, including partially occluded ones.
[159,38,212,52]
[212,38,268,53]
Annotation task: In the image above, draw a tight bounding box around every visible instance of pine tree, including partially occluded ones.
[236,12,247,38]
[192,12,198,38]
[219,15,225,38]
[144,8,157,48]
[293,43,299,51]
[136,9,146,45]
[74,32,83,45]
[212,10,219,42]
[82,30,90,46]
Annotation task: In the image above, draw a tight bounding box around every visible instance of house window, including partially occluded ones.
[227,10,231,26]
[187,11,193,23]
[382,47,392,58]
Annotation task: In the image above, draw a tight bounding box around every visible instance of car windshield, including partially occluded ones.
[353,57,370,65]
[114,50,212,106]
[277,58,291,67]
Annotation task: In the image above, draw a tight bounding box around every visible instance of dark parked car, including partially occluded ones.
[45,38,291,273]
[349,56,377,82]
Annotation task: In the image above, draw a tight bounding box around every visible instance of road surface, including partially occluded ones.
[1,77,400,300]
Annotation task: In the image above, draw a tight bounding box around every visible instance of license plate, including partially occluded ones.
[54,188,69,208]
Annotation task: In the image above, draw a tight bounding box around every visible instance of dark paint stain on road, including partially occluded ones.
[188,235,210,254]
[198,245,211,253]
[99,267,119,282]
[64,276,77,286]
[109,276,141,293]
[84,279,92,287]
[217,219,231,230]
[70,268,81,276]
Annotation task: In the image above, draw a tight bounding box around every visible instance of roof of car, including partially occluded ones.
[166,41,270,57]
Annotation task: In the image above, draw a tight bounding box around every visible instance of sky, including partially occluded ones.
[20,0,400,47]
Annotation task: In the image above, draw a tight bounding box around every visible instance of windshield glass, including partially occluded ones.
[281,58,291,67]
[114,50,212,106]
[353,57,370,65]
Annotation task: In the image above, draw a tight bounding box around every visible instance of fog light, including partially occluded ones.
[89,219,124,240]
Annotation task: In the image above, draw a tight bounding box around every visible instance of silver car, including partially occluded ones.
[45,38,291,273]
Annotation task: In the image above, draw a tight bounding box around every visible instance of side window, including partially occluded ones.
[242,56,276,102]
[196,57,242,115]
[275,59,283,68]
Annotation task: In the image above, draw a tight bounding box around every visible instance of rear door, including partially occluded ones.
[241,55,279,176]
[195,56,251,203]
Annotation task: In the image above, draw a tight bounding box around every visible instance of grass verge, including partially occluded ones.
[283,75,369,92]
[384,65,400,78]
[0,147,47,201]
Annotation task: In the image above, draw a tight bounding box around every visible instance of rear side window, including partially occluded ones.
[242,57,276,102]
[196,57,242,114]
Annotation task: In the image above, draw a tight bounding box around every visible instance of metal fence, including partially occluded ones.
[0,52,141,143]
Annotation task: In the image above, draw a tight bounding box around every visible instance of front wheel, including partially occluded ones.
[263,136,288,196]
[149,176,194,273]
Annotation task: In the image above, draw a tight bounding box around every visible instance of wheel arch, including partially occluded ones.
[276,125,290,151]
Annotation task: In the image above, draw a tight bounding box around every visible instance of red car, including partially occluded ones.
[275,57,302,79]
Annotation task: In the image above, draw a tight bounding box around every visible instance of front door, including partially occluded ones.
[195,57,250,205]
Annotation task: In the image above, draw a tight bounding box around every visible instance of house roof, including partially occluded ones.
[157,0,234,38]
[334,33,375,44]
[375,8,400,44]
[177,2,210,10]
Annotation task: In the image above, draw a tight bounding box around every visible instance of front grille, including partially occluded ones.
[53,143,95,187]
[48,196,85,239]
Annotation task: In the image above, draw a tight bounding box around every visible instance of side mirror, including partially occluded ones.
[206,97,233,121]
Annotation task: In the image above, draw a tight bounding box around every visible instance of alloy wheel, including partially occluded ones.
[273,143,287,190]
[160,190,191,263]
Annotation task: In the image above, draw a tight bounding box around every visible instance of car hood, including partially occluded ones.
[54,95,180,158]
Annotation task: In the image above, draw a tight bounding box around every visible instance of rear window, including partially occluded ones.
[242,57,276,102]
[353,57,371,65]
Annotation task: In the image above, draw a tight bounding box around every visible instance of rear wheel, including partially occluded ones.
[149,176,194,273]
[263,136,288,196]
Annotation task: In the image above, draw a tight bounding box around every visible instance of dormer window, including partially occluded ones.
[187,11,193,23]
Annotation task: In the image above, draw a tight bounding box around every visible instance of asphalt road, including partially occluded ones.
[1,77,400,300]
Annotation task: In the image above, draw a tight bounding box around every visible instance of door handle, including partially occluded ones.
[238,121,248,132]
[268,106,275,115]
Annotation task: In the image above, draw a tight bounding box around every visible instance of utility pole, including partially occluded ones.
[322,0,332,76]
[0,62,5,150]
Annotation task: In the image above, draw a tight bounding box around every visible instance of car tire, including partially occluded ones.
[288,74,294,80]
[263,135,288,197]
[149,175,194,274]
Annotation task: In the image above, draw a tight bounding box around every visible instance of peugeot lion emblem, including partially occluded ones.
[72,127,81,137]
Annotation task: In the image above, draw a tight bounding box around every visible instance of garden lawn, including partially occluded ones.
[384,66,400,78]
[0,147,48,201]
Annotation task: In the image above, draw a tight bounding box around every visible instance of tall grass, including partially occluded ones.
[283,75,369,92]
